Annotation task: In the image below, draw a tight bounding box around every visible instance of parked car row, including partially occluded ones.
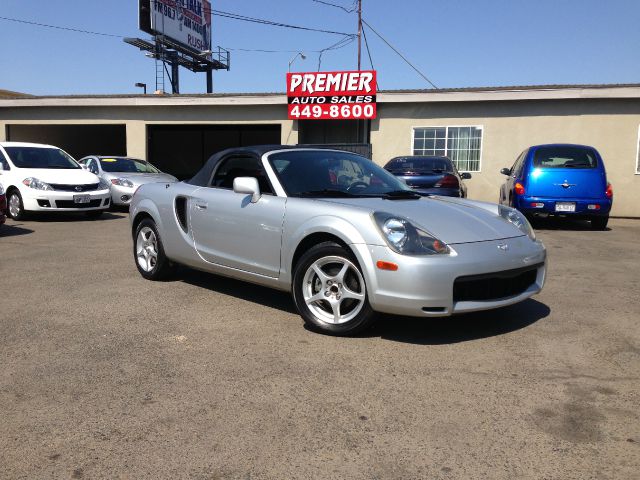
[382,144,613,231]
[0,142,176,221]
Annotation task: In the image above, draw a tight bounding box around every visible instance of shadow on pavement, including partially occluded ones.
[0,223,34,237]
[177,265,549,344]
[178,267,298,314]
[21,212,126,222]
[531,216,610,231]
[367,298,550,345]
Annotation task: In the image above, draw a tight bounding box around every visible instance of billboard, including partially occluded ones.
[287,70,377,120]
[139,0,212,53]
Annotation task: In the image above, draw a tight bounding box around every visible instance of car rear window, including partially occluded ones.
[385,157,453,172]
[533,147,598,169]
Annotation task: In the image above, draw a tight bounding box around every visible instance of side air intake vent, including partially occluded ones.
[175,196,188,233]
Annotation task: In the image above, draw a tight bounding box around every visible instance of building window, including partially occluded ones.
[413,126,483,172]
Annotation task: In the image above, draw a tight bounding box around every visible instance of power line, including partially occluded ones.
[311,0,357,13]
[0,15,123,37]
[361,26,379,89]
[361,18,438,89]
[211,9,355,37]
[317,35,356,70]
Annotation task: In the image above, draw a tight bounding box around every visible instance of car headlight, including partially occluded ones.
[110,178,134,188]
[499,205,536,240]
[22,177,53,191]
[373,212,450,255]
[0,184,4,195]
[97,178,110,190]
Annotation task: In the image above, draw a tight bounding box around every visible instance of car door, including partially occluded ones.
[189,153,286,278]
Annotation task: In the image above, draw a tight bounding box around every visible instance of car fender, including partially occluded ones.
[130,197,164,235]
[281,214,377,286]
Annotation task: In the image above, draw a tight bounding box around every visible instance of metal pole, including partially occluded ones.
[206,69,213,93]
[171,58,179,94]
[357,0,362,70]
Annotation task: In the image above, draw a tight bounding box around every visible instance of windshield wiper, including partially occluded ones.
[382,190,421,200]
[292,189,357,198]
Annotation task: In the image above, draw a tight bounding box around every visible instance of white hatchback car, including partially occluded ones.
[0,142,111,220]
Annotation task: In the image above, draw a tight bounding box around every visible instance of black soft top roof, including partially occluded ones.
[187,144,333,186]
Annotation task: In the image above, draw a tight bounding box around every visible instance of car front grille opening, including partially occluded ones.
[55,199,103,209]
[37,199,51,208]
[453,265,541,302]
[422,307,447,313]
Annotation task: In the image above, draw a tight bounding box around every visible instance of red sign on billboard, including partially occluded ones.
[287,70,377,120]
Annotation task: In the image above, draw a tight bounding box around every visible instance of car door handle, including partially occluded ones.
[195,201,208,210]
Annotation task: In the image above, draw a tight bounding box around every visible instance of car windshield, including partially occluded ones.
[268,150,414,198]
[5,146,79,169]
[385,157,453,173]
[100,157,160,173]
[533,147,598,169]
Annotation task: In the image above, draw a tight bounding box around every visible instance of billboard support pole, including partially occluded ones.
[206,69,213,94]
[170,53,180,94]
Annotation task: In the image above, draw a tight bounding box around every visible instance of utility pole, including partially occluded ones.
[357,0,362,70]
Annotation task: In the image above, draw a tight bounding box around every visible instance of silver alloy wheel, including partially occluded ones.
[8,194,21,218]
[302,255,366,325]
[136,226,159,273]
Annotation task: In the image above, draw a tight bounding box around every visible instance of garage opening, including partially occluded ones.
[298,119,372,158]
[148,124,281,180]
[6,124,126,160]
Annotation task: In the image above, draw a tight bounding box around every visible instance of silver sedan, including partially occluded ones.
[78,156,177,206]
[129,146,546,336]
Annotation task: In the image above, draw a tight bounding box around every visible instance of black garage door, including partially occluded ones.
[148,124,281,180]
[6,124,126,160]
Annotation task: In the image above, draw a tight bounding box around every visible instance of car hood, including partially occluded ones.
[318,196,524,244]
[15,168,100,185]
[103,172,177,185]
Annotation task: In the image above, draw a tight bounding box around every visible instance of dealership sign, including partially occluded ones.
[287,70,377,120]
[139,0,212,52]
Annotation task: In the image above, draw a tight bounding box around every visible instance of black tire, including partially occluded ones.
[6,189,26,221]
[133,218,174,280]
[292,241,376,336]
[590,215,609,230]
[85,210,104,219]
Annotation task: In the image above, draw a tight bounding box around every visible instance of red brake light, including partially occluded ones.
[434,174,459,189]
[514,182,525,195]
[605,183,613,199]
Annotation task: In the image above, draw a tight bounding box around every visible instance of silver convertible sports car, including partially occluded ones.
[130,146,547,336]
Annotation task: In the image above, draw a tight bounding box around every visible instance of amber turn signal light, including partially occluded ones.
[376,260,398,271]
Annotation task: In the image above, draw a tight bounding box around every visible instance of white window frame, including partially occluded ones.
[636,125,640,174]
[411,125,484,172]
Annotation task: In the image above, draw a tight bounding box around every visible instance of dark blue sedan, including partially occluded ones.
[384,156,471,198]
[499,144,613,230]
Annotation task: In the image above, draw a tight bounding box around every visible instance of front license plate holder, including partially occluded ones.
[555,202,576,212]
[74,194,91,204]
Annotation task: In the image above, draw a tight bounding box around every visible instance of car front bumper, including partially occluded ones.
[110,184,137,205]
[22,188,111,212]
[516,195,612,216]
[354,236,546,317]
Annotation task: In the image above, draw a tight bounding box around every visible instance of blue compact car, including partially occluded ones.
[499,144,613,230]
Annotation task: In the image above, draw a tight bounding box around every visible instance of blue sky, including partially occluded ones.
[2,0,639,95]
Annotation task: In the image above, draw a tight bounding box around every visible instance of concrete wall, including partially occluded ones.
[1,97,638,216]
[372,99,640,217]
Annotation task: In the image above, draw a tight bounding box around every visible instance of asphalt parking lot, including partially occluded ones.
[1,213,639,479]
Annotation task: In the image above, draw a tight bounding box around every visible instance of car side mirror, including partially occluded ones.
[500,167,511,176]
[0,163,4,171]
[81,164,88,170]
[460,172,472,180]
[233,177,261,203]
